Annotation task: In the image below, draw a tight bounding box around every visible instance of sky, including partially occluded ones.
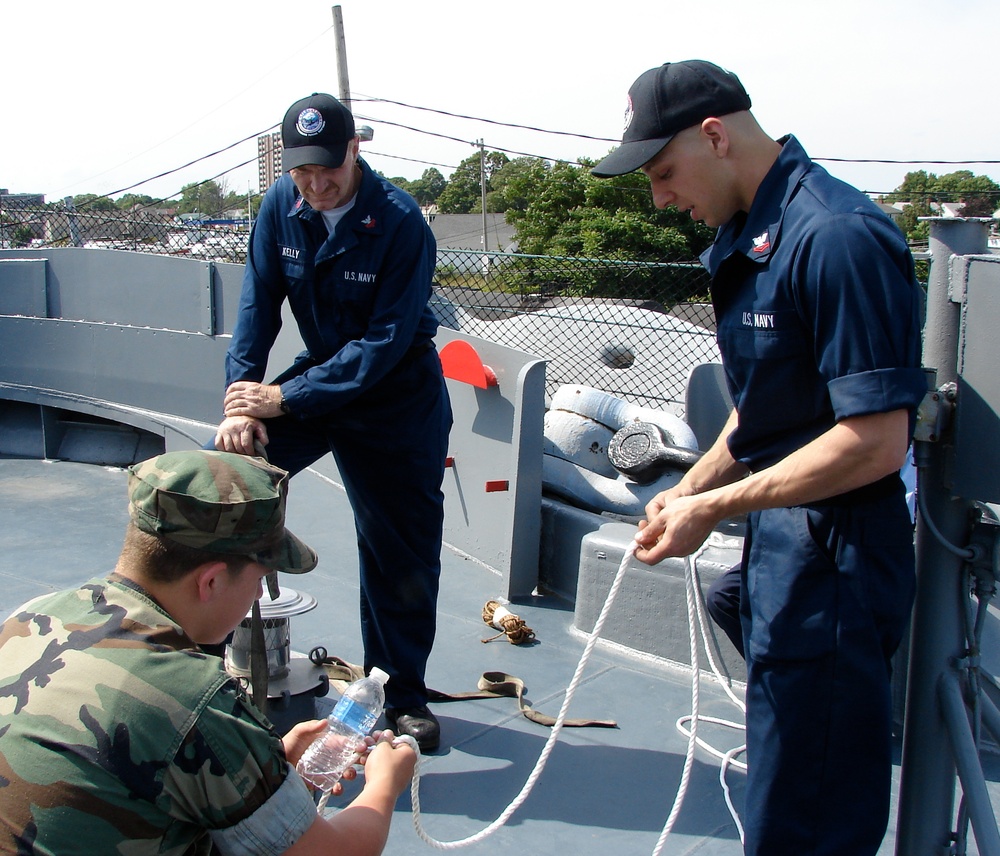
[4,0,999,205]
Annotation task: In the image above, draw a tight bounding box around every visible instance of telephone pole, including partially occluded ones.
[331,6,351,106]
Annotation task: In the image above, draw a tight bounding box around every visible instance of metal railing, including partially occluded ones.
[4,207,718,413]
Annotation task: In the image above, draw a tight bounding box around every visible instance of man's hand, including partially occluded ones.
[634,486,719,565]
[215,381,282,456]
[214,415,269,456]
[224,381,284,420]
[282,719,328,766]
[359,730,417,796]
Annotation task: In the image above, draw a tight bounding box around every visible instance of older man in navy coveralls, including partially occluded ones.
[214,93,452,752]
[593,61,926,854]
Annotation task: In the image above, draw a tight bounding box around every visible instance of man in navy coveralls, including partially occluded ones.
[213,93,452,752]
[593,61,926,855]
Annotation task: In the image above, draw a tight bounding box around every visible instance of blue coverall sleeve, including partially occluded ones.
[793,212,926,420]
[225,193,287,388]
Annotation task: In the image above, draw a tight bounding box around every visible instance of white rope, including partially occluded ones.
[682,535,747,842]
[720,743,747,843]
[331,535,748,851]
[649,545,706,855]
[406,540,639,849]
[688,550,747,714]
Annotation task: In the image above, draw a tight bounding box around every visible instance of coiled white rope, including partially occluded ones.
[648,542,706,856]
[406,540,638,848]
[401,534,747,851]
[677,544,747,843]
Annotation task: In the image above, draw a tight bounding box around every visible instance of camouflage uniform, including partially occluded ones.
[0,451,319,854]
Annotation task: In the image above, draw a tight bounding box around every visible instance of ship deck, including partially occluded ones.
[7,454,1000,855]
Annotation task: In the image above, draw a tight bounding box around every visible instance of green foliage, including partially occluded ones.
[72,193,117,212]
[885,169,1000,244]
[488,157,545,213]
[116,194,160,210]
[436,160,476,213]
[893,199,933,245]
[385,175,413,194]
[437,150,509,213]
[482,156,714,301]
[501,156,713,261]
[405,168,447,205]
[11,225,33,247]
[178,181,220,216]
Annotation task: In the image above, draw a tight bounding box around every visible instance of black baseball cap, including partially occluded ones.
[592,60,751,177]
[281,93,356,171]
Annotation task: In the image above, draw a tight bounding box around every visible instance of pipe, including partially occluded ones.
[896,218,990,855]
[939,672,1000,855]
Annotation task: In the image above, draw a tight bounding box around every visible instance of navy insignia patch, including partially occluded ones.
[296,108,325,137]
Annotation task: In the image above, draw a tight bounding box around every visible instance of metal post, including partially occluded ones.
[64,197,81,248]
[479,140,488,253]
[896,217,990,855]
[331,6,351,107]
[939,672,1000,855]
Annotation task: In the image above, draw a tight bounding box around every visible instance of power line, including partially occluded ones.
[354,92,1000,171]
[52,26,334,200]
[363,150,459,173]
[354,113,591,167]
[67,91,1000,207]
[74,128,275,208]
[817,157,1000,166]
[354,113,586,169]
[352,95,619,144]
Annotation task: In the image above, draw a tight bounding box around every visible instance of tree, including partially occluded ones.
[487,155,715,301]
[934,170,999,217]
[405,168,447,206]
[11,225,33,247]
[72,193,117,212]
[116,193,159,210]
[501,156,713,259]
[488,157,544,213]
[383,175,413,195]
[437,150,509,213]
[178,179,228,217]
[886,169,1000,244]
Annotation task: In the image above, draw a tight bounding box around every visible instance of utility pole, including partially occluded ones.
[64,196,81,248]
[330,7,371,142]
[331,6,351,106]
[478,139,488,253]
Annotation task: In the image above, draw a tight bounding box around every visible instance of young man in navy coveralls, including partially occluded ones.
[593,61,926,855]
[214,93,452,752]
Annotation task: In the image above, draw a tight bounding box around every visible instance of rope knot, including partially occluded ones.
[482,600,536,645]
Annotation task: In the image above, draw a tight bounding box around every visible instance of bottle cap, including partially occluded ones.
[369,667,390,685]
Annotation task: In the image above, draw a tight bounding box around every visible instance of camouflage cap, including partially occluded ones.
[127,450,317,574]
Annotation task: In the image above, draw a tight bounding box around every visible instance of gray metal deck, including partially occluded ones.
[7,453,997,855]
[5,221,1000,855]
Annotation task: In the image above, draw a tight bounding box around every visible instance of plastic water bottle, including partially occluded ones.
[296,667,389,792]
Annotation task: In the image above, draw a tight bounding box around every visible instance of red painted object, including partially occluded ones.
[439,340,498,388]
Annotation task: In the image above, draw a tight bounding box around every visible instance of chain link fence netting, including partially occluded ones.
[3,205,720,415]
[431,248,719,415]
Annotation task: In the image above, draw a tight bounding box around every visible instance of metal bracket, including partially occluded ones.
[914,380,955,444]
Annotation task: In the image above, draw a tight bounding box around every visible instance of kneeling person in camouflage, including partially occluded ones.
[0,449,415,855]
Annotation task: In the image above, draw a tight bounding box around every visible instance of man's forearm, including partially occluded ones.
[676,408,747,496]
[634,408,910,564]
[693,408,910,522]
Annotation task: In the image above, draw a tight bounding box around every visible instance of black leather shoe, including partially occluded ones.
[385,705,440,752]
